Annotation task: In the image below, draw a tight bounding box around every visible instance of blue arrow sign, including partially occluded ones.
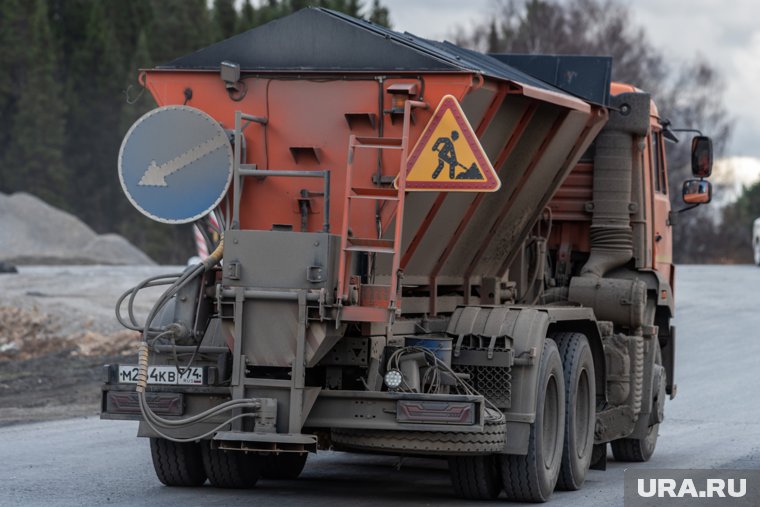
[118,105,233,224]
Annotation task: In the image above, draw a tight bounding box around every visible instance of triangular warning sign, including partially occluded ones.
[398,95,500,192]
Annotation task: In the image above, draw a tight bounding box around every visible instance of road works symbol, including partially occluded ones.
[399,94,500,192]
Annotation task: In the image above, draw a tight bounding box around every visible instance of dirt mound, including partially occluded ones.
[0,306,140,361]
[0,192,154,265]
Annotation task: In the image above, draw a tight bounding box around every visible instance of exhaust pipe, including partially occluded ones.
[581,92,651,278]
[570,93,651,329]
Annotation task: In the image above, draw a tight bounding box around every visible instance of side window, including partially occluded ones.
[650,131,666,194]
[657,133,668,194]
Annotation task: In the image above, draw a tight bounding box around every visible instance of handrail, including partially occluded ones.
[239,167,331,232]
[232,110,330,232]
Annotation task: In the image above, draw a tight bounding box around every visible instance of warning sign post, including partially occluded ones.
[398,95,500,192]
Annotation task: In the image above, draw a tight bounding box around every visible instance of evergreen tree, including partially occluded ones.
[104,0,153,67]
[64,0,125,231]
[368,0,390,27]
[213,0,237,40]
[119,29,154,135]
[147,0,213,65]
[2,0,69,207]
[236,0,258,33]
[0,0,28,175]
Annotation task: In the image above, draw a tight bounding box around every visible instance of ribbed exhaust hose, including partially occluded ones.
[581,92,651,278]
[581,130,635,277]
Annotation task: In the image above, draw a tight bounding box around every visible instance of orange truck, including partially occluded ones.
[103,8,713,502]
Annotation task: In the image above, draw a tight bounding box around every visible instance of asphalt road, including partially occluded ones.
[1,265,759,507]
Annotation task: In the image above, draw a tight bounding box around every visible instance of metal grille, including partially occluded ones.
[453,352,512,409]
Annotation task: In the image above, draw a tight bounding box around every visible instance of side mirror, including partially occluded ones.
[691,136,713,178]
[682,179,712,204]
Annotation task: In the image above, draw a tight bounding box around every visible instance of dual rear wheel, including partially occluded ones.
[449,334,596,502]
[149,438,307,488]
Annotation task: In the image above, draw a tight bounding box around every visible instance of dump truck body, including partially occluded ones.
[103,8,711,501]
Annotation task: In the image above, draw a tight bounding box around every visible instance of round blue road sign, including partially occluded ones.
[118,105,233,224]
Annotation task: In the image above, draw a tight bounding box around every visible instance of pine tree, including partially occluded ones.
[2,0,69,207]
[212,0,237,40]
[119,29,154,135]
[236,0,258,33]
[147,0,213,65]
[0,0,27,177]
[368,0,390,27]
[104,0,153,68]
[64,0,125,231]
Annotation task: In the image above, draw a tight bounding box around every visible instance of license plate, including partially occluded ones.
[117,365,205,385]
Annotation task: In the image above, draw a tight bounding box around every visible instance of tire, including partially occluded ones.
[611,342,662,462]
[150,438,207,487]
[201,443,264,488]
[331,418,506,455]
[554,333,596,491]
[499,339,565,503]
[449,455,502,500]
[262,453,308,480]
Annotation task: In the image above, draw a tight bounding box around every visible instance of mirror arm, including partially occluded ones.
[668,204,701,226]
[671,127,704,135]
[676,203,701,214]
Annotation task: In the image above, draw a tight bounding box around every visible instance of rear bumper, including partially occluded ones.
[101,384,487,435]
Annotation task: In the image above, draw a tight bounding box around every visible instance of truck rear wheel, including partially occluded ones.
[262,453,308,480]
[449,455,502,500]
[150,438,207,487]
[554,332,595,490]
[499,339,565,503]
[201,443,264,488]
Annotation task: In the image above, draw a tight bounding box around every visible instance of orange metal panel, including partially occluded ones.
[144,72,472,240]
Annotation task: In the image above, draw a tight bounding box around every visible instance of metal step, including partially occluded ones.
[349,187,399,200]
[352,136,403,150]
[345,237,395,254]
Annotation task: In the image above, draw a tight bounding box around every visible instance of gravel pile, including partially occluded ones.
[0,192,154,265]
[0,306,139,360]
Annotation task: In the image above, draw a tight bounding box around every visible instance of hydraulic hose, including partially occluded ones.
[132,235,264,442]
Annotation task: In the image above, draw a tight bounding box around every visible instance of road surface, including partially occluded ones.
[1,265,759,506]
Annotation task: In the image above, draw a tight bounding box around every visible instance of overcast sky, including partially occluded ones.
[382,0,759,159]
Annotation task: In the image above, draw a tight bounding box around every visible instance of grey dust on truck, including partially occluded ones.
[102,8,714,502]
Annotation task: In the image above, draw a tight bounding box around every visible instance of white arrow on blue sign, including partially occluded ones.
[118,105,233,224]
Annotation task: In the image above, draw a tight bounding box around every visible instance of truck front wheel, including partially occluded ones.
[611,341,663,462]
[499,339,565,502]
[149,438,207,487]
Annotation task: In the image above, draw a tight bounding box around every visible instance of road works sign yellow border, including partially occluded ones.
[399,94,500,192]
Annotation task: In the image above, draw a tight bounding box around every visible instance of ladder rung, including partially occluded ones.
[350,187,399,200]
[345,246,396,254]
[352,136,403,150]
[346,237,395,254]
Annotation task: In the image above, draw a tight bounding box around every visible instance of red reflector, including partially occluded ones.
[661,290,667,300]
[106,391,184,416]
[396,400,475,425]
